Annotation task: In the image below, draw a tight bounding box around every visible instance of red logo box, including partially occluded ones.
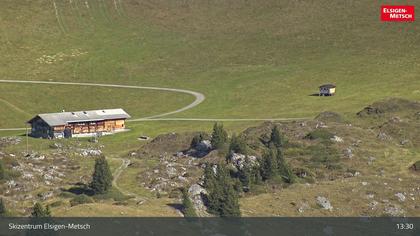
[381,5,415,22]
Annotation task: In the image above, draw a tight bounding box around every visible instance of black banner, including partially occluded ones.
[0,217,419,236]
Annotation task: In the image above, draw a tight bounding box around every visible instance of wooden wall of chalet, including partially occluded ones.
[53,119,126,135]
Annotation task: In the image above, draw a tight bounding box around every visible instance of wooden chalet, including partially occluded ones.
[28,109,131,139]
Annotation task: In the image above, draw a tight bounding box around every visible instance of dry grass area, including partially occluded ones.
[52,199,181,217]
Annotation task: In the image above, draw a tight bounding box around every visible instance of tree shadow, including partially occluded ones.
[62,182,94,196]
[167,203,184,212]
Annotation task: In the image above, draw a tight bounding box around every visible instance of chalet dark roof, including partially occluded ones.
[28,109,131,126]
[319,84,336,89]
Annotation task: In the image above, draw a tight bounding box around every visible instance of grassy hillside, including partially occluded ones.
[1,0,420,130]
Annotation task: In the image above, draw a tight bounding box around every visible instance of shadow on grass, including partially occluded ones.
[62,182,94,196]
[309,93,321,97]
[167,203,184,212]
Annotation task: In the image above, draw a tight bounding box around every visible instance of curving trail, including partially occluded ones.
[0,79,205,130]
[0,79,311,131]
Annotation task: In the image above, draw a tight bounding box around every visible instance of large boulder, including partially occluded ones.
[230,153,258,170]
[188,184,208,215]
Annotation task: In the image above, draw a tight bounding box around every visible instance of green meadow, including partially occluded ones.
[1,0,419,131]
[1,0,420,217]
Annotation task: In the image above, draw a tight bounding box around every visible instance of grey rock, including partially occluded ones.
[395,193,406,202]
[316,196,333,210]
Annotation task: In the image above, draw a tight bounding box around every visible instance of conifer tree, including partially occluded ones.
[228,134,248,155]
[259,149,277,181]
[0,160,6,180]
[210,123,228,150]
[0,198,7,216]
[90,156,113,194]
[31,202,51,217]
[269,126,286,148]
[276,148,296,184]
[205,164,241,217]
[181,188,197,217]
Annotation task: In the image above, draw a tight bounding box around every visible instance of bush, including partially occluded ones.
[229,134,248,155]
[181,188,197,217]
[70,194,94,207]
[0,160,6,180]
[211,123,228,150]
[31,202,51,217]
[48,201,63,208]
[305,129,334,140]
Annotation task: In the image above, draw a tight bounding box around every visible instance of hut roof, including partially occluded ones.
[319,84,336,89]
[28,109,131,126]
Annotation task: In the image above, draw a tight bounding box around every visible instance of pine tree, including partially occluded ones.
[259,149,277,181]
[0,198,7,216]
[217,165,241,217]
[31,202,51,217]
[90,156,113,194]
[205,164,241,217]
[269,126,287,148]
[181,188,197,217]
[210,123,228,150]
[203,164,216,189]
[228,134,248,155]
[276,148,296,184]
[0,160,6,180]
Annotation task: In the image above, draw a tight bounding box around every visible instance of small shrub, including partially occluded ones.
[305,129,334,140]
[229,134,248,155]
[70,194,94,207]
[48,201,63,208]
[59,191,77,198]
[411,160,420,171]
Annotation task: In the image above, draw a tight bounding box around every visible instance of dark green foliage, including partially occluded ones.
[211,123,228,150]
[0,198,7,216]
[412,160,420,171]
[259,149,278,181]
[305,129,334,140]
[31,202,51,217]
[203,164,216,189]
[181,188,197,217]
[0,160,6,180]
[205,164,241,217]
[70,194,94,207]
[229,134,248,155]
[191,133,204,149]
[90,156,113,194]
[269,126,287,148]
[275,148,296,183]
[237,157,261,191]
